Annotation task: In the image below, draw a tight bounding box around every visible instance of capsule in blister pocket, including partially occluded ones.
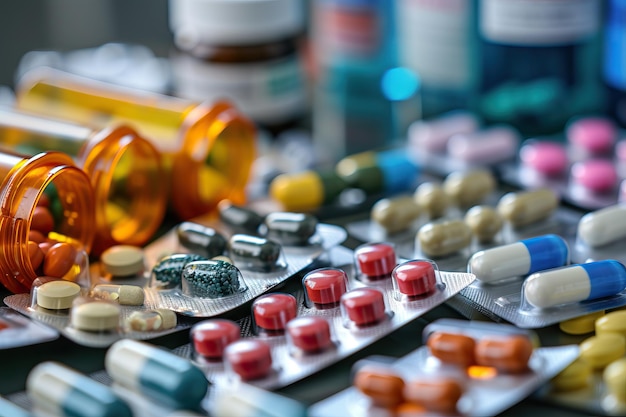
[176,221,227,258]
[262,212,318,246]
[228,234,285,272]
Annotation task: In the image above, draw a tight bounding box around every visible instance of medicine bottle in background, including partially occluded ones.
[168,0,309,137]
[14,67,257,220]
[396,0,473,118]
[472,0,604,136]
[605,0,626,128]
[0,108,167,255]
[310,0,421,164]
[0,150,95,294]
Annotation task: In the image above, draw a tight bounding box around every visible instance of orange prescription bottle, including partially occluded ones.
[0,149,95,294]
[0,108,167,255]
[15,67,257,220]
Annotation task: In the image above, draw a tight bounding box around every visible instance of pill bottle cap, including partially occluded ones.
[170,0,304,45]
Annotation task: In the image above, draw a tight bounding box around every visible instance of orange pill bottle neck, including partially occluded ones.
[16,67,257,219]
[0,151,95,294]
[0,109,167,254]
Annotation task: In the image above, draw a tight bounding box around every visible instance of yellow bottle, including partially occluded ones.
[15,67,257,220]
[0,149,95,293]
[0,108,166,254]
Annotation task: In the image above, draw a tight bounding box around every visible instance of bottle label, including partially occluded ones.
[397,0,470,88]
[605,0,626,90]
[313,0,383,61]
[171,54,307,125]
[481,0,599,45]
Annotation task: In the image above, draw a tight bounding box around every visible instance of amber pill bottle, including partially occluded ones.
[0,108,167,255]
[14,66,256,220]
[168,0,308,135]
[0,150,95,294]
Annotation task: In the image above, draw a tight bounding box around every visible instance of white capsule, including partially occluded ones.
[447,125,520,164]
[577,204,626,248]
[468,235,569,283]
[27,362,132,417]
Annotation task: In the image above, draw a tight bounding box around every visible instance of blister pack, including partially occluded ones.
[166,243,475,394]
[308,318,579,417]
[3,213,346,347]
[498,116,626,211]
[534,309,626,416]
[0,306,58,349]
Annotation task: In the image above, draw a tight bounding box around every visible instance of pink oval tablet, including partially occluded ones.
[519,141,568,176]
[393,260,437,297]
[567,117,616,154]
[287,316,333,352]
[571,160,618,192]
[252,293,297,332]
[355,243,396,279]
[341,288,386,326]
[303,268,348,307]
[191,319,241,359]
[446,126,519,164]
[224,339,272,380]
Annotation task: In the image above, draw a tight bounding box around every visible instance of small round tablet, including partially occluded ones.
[191,319,241,360]
[101,245,145,277]
[224,339,273,380]
[286,316,333,352]
[341,288,387,326]
[71,300,121,332]
[36,280,81,310]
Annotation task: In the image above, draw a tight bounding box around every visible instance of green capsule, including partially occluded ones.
[151,253,208,289]
[182,260,243,298]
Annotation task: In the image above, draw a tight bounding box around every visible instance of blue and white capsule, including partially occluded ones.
[26,362,132,417]
[523,260,626,309]
[468,234,569,283]
[105,339,209,409]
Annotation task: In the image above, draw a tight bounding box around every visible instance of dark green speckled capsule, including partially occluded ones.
[181,260,244,298]
[263,212,318,246]
[151,253,208,288]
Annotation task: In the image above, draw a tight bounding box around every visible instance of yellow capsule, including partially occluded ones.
[595,310,626,339]
[371,196,421,234]
[559,311,605,335]
[497,188,558,228]
[269,171,325,211]
[413,182,449,219]
[464,205,504,244]
[417,219,472,258]
[579,333,626,369]
[604,357,626,402]
[550,358,592,392]
[443,169,495,208]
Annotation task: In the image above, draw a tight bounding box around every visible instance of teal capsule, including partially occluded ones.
[182,260,243,298]
[176,221,227,258]
[26,362,132,417]
[263,212,318,246]
[228,234,283,272]
[106,339,209,409]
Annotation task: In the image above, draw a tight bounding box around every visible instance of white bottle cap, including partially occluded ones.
[169,0,304,46]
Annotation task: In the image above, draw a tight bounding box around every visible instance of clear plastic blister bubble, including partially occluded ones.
[285,316,336,357]
[308,319,580,417]
[252,293,298,336]
[69,296,122,334]
[302,267,349,310]
[391,259,442,302]
[90,284,145,306]
[227,234,287,273]
[149,253,210,290]
[354,242,397,282]
[30,276,84,313]
[340,287,392,330]
[181,260,247,300]
[260,212,321,247]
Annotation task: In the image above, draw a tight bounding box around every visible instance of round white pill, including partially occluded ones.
[36,280,81,310]
[101,245,145,277]
[71,301,120,332]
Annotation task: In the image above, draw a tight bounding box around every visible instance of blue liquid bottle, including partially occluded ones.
[605,0,626,128]
[310,0,421,163]
[472,0,604,136]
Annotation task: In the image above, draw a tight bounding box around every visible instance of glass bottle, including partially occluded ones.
[14,67,257,220]
[169,0,308,136]
[472,0,604,136]
[0,149,95,293]
[0,108,166,254]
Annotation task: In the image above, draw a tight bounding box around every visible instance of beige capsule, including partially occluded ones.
[417,219,472,257]
[371,195,421,234]
[443,169,496,208]
[497,188,558,228]
[413,182,449,219]
[464,205,503,243]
